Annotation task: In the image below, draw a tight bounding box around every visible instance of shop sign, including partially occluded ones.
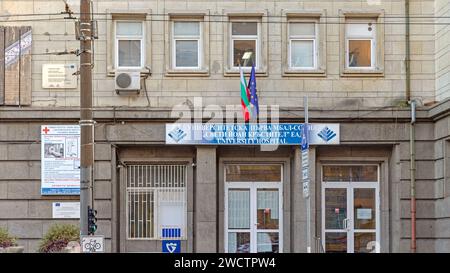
[166,123,339,145]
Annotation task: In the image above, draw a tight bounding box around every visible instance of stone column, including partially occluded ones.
[195,146,217,252]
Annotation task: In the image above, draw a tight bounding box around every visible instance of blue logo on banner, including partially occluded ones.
[317,127,336,142]
[168,127,187,142]
[162,240,180,253]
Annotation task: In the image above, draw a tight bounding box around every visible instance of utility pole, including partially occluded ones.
[79,0,94,236]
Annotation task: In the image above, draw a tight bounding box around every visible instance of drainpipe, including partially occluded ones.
[405,0,416,253]
[410,100,416,253]
[405,0,411,101]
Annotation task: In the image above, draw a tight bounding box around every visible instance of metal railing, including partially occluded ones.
[314,236,325,253]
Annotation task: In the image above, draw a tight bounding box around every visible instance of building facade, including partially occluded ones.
[0,0,449,253]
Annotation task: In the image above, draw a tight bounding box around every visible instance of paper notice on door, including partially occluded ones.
[357,208,372,220]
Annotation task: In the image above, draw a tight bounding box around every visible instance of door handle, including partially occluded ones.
[345,219,351,231]
[342,219,347,229]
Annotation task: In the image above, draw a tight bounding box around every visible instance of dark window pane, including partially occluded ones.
[351,166,378,182]
[348,40,372,67]
[354,233,376,253]
[325,233,347,253]
[323,166,351,182]
[233,40,256,67]
[325,188,347,229]
[354,188,376,229]
[228,232,250,253]
[257,189,279,229]
[232,22,257,35]
[118,40,141,67]
[323,165,378,182]
[226,165,281,182]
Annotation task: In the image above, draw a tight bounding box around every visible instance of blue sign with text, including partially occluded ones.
[162,240,181,253]
[166,123,339,145]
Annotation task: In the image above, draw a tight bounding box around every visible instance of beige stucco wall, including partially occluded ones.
[0,0,442,109]
[435,0,450,101]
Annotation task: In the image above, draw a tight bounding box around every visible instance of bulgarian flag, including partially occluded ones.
[239,65,251,122]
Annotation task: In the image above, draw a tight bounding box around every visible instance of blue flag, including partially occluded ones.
[248,63,259,118]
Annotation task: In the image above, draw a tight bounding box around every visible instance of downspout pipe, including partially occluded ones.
[410,100,416,253]
[405,0,416,253]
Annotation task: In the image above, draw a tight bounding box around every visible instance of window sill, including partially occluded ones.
[282,68,326,77]
[107,68,152,77]
[165,69,210,77]
[341,68,384,77]
[223,68,268,77]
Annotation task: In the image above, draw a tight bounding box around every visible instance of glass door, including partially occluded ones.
[323,186,349,252]
[322,165,380,253]
[256,188,280,253]
[225,183,282,253]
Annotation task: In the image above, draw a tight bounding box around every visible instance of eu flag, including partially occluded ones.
[248,63,259,119]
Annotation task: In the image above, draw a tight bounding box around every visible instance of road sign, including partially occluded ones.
[302,148,310,198]
[81,235,104,253]
[303,180,309,197]
[301,124,309,151]
[162,240,181,253]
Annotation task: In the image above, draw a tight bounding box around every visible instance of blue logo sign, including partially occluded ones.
[317,126,336,142]
[168,127,187,142]
[301,124,309,151]
[162,228,181,238]
[162,240,180,253]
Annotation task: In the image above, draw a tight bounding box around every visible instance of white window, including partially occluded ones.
[172,21,201,69]
[115,21,144,69]
[231,22,259,68]
[345,20,376,69]
[126,165,187,239]
[288,22,317,69]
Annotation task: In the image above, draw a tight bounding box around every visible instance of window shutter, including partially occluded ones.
[0,26,32,106]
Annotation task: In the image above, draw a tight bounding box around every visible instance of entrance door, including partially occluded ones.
[224,164,283,253]
[322,165,380,253]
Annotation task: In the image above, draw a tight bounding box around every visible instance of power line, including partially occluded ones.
[2,11,450,19]
[1,16,449,25]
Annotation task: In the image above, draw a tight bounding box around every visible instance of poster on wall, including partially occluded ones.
[41,125,80,195]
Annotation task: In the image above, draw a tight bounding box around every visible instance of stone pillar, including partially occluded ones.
[292,146,317,253]
[195,146,217,252]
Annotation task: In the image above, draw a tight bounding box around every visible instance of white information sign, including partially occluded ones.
[42,64,77,89]
[52,202,80,218]
[41,125,80,195]
[357,208,372,220]
[81,236,104,253]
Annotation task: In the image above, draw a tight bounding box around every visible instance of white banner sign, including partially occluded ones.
[81,236,105,253]
[52,202,80,218]
[41,125,80,195]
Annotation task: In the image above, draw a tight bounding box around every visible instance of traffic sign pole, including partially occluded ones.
[303,96,311,253]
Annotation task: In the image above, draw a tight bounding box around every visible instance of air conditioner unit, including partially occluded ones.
[115,70,141,94]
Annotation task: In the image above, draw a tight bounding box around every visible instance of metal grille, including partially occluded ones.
[126,164,187,239]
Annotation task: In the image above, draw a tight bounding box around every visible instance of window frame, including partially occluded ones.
[172,21,202,70]
[230,21,260,70]
[288,21,318,70]
[114,20,145,70]
[345,19,376,70]
[339,9,385,77]
[125,164,188,241]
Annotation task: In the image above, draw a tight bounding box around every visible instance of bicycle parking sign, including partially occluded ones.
[81,235,104,253]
